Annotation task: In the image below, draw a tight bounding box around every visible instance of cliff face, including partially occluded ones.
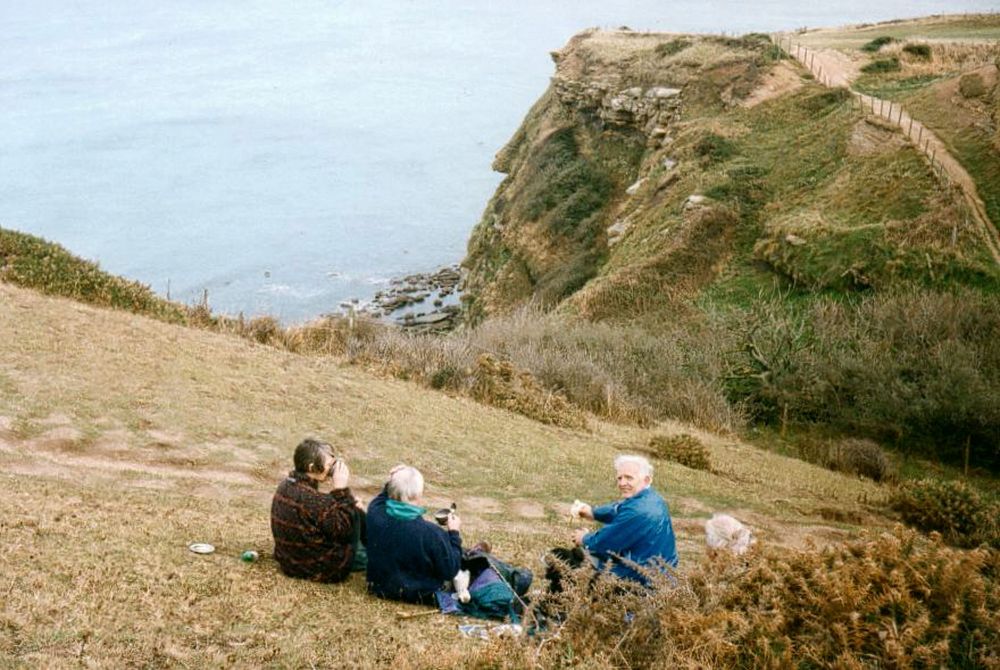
[461,29,998,325]
[461,30,777,322]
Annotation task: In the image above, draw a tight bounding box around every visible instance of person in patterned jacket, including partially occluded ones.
[270,438,365,582]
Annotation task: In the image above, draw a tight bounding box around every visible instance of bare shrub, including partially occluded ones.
[648,433,712,471]
[285,314,385,357]
[826,438,893,482]
[890,479,999,548]
[245,315,282,345]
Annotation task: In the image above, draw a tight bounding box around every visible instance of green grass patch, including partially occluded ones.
[655,38,691,57]
[694,133,738,164]
[899,82,1000,230]
[902,43,932,59]
[861,57,901,74]
[860,36,895,52]
[854,74,945,98]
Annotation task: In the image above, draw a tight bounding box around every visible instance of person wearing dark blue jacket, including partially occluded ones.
[570,454,677,584]
[366,465,463,604]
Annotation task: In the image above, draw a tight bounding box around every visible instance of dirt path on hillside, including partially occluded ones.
[774,35,1000,264]
[0,411,863,554]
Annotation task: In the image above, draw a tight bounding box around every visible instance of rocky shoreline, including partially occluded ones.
[355,264,464,333]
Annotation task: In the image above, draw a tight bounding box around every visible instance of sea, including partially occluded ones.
[2,0,997,322]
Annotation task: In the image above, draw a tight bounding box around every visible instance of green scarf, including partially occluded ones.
[386,499,427,521]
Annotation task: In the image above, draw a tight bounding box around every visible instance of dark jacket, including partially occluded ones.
[365,489,462,603]
[270,471,357,583]
[583,485,678,583]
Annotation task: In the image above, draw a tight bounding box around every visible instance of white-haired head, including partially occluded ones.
[613,454,653,498]
[614,454,653,479]
[387,465,424,503]
[705,513,753,556]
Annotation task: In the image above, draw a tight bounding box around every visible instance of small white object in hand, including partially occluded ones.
[570,499,586,519]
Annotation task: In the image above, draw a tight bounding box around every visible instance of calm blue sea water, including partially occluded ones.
[2,1,997,322]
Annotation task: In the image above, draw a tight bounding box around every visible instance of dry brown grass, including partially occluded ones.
[408,528,1000,669]
[0,282,894,667]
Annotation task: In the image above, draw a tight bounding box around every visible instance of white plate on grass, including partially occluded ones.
[189,543,216,554]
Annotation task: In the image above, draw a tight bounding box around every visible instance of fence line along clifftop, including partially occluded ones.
[773,33,1000,265]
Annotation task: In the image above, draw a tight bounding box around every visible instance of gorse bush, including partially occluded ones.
[409,529,1000,669]
[959,72,988,98]
[890,479,999,548]
[648,434,712,471]
[469,354,587,429]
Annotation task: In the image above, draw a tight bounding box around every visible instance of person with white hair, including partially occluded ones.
[365,464,464,604]
[704,513,753,556]
[554,454,677,586]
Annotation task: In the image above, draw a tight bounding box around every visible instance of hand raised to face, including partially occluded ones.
[330,458,350,489]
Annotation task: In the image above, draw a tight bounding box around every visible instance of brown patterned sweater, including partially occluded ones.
[270,471,358,583]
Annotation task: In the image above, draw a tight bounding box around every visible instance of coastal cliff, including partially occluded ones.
[461,28,999,324]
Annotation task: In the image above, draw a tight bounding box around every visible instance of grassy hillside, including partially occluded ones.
[1,17,998,666]
[0,282,897,667]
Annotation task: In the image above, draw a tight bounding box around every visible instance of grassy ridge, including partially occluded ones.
[0,227,189,322]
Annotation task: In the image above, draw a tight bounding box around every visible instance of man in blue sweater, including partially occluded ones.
[567,454,677,585]
[366,465,463,604]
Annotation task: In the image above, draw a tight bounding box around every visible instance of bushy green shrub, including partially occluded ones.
[723,290,1000,470]
[861,36,895,53]
[648,433,712,471]
[890,479,999,548]
[861,57,901,74]
[902,43,932,59]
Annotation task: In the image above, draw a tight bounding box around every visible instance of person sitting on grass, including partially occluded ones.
[270,438,366,583]
[549,454,677,590]
[365,465,463,605]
